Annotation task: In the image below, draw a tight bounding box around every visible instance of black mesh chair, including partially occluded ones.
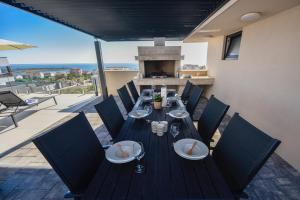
[197,95,229,148]
[186,85,203,116]
[33,112,104,199]
[212,113,281,198]
[94,95,125,140]
[117,85,134,113]
[181,80,193,101]
[127,80,139,103]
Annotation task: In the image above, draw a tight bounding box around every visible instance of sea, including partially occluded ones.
[11,63,138,72]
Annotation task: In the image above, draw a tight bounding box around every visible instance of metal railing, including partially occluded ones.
[49,84,85,95]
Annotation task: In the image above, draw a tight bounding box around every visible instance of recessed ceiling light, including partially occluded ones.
[241,12,261,22]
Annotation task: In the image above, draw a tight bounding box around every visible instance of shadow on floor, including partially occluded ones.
[0,167,67,200]
[0,110,37,132]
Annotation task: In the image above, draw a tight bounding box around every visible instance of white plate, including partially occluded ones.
[128,110,150,119]
[105,141,141,164]
[168,110,189,119]
[174,139,209,160]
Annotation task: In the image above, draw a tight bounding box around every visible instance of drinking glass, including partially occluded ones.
[144,104,152,123]
[167,98,174,108]
[144,104,152,114]
[170,123,180,139]
[135,142,145,174]
[151,85,155,93]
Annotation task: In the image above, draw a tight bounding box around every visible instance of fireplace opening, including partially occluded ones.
[144,60,175,78]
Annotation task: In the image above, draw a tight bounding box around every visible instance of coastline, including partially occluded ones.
[11,63,139,72]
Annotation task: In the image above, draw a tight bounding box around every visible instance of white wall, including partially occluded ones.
[206,5,300,170]
[105,70,138,95]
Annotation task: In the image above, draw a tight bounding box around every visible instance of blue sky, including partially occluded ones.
[0,3,207,65]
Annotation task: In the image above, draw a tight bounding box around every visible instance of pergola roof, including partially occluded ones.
[2,0,227,41]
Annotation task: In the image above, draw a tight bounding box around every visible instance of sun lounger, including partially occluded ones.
[0,91,57,127]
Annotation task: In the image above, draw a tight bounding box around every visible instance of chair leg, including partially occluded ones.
[10,115,18,127]
[53,97,58,105]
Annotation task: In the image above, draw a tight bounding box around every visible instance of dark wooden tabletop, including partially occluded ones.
[83,96,233,200]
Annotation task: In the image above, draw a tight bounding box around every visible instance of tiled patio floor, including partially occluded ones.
[0,97,300,200]
[0,93,96,157]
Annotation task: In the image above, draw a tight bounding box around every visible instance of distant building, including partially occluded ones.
[43,72,56,78]
[35,72,44,78]
[82,70,92,75]
[55,71,67,79]
[0,57,15,86]
[22,74,31,79]
[15,75,23,79]
[29,71,45,79]
[56,71,68,76]
[70,68,82,76]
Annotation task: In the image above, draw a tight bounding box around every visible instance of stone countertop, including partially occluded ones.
[134,76,214,86]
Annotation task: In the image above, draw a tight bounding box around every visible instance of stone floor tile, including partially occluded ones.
[4,189,49,200]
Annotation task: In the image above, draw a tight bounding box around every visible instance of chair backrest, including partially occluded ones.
[0,91,27,107]
[181,80,193,100]
[127,80,139,103]
[33,112,104,194]
[94,95,125,139]
[212,113,280,194]
[117,85,134,113]
[186,86,203,116]
[198,95,229,146]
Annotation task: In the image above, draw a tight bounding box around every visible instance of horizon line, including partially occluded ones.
[10,62,139,65]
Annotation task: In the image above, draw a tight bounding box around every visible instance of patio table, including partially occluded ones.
[83,91,233,200]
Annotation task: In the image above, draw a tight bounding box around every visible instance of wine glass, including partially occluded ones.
[151,85,155,93]
[170,123,180,139]
[135,142,145,174]
[144,104,152,123]
[144,104,152,114]
[165,98,172,108]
